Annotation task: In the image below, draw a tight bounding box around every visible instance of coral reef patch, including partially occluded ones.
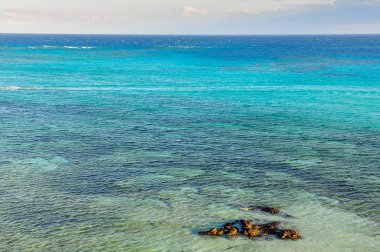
[199,219,301,241]
[198,207,301,241]
[237,205,293,218]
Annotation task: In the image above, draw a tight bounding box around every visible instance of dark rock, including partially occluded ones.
[240,220,278,238]
[226,227,239,236]
[199,227,218,236]
[261,221,281,234]
[197,211,301,241]
[240,219,253,230]
[223,222,234,231]
[278,229,301,240]
[237,205,295,217]
[216,228,224,236]
[243,226,263,238]
[255,206,280,214]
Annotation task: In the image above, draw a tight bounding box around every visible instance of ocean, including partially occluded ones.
[0,34,379,251]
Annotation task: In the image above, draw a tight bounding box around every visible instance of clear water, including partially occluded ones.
[0,34,379,251]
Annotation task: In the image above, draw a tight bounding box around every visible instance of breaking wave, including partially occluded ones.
[27,45,95,50]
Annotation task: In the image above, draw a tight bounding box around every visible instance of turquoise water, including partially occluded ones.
[0,34,379,251]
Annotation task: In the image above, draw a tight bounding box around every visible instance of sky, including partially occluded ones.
[0,0,380,34]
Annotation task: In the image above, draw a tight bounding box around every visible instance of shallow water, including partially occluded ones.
[0,34,379,251]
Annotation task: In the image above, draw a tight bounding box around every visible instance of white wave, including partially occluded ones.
[163,45,198,49]
[64,46,80,49]
[42,45,58,48]
[27,45,58,49]
[0,86,21,90]
[0,86,41,91]
[1,85,379,93]
[63,46,95,49]
[26,45,94,50]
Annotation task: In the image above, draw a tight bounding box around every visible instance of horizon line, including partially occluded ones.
[1,32,380,37]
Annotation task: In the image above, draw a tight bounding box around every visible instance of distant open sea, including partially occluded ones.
[0,34,379,251]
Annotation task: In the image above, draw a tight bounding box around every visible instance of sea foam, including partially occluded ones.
[0,86,21,90]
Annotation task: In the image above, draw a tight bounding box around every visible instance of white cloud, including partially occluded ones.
[0,9,119,24]
[0,0,378,34]
[179,0,338,17]
[182,6,207,16]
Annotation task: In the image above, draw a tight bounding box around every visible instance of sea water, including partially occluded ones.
[0,34,379,251]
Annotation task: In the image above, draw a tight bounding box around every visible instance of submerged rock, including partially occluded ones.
[261,221,281,234]
[257,206,280,214]
[240,220,278,238]
[199,227,225,237]
[216,228,224,236]
[223,222,234,231]
[278,229,301,240]
[198,227,218,236]
[226,227,239,236]
[240,206,280,214]
[198,219,301,241]
[238,205,293,218]
[241,219,253,230]
[243,226,262,238]
[198,206,300,241]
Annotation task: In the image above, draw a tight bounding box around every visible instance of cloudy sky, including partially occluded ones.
[0,0,379,34]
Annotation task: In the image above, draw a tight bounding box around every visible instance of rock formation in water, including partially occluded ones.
[198,207,301,241]
[237,205,293,218]
[278,229,301,240]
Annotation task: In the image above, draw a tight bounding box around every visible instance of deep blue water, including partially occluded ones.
[0,34,379,251]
